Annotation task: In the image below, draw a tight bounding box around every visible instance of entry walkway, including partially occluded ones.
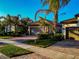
[0,39,79,59]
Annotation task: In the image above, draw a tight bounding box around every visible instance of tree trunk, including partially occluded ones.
[53,11,58,34]
[15,24,17,33]
[10,25,11,32]
[9,24,11,35]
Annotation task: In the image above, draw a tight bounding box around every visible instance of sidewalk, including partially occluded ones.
[11,36,38,40]
[0,39,79,59]
[0,53,10,59]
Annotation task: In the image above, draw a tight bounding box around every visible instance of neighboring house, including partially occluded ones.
[5,16,33,34]
[5,25,15,32]
[28,17,61,35]
[5,16,19,33]
[17,18,33,34]
[21,18,33,27]
[61,14,79,40]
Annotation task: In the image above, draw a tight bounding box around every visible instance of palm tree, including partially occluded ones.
[0,15,12,34]
[6,14,13,32]
[0,15,20,35]
[35,0,70,33]
[21,17,32,34]
[11,15,20,33]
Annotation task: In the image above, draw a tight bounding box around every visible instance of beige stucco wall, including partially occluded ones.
[11,25,15,32]
[69,31,79,40]
[62,23,79,40]
[62,23,77,39]
[62,24,77,28]
[5,25,15,32]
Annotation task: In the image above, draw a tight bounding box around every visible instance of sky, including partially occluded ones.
[0,0,79,22]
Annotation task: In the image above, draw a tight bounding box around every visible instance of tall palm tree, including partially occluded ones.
[0,15,20,34]
[35,0,70,33]
[6,14,13,32]
[0,15,12,33]
[21,17,32,34]
[11,15,20,33]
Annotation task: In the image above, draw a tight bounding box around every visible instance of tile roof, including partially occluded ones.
[60,18,78,24]
[30,17,53,26]
[30,17,61,26]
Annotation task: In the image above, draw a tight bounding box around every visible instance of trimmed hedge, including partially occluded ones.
[38,34,53,39]
[53,33,64,41]
[0,32,22,37]
[38,33,64,41]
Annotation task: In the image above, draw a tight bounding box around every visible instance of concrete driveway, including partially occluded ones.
[48,40,79,56]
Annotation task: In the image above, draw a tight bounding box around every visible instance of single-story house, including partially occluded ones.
[28,17,61,35]
[5,16,19,33]
[61,14,79,40]
[5,16,33,33]
[5,25,15,33]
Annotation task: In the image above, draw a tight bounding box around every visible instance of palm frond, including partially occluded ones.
[35,9,52,21]
[61,0,70,7]
[40,0,43,2]
[42,0,49,6]
[48,0,59,12]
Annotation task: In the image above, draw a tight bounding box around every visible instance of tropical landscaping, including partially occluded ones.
[22,33,63,48]
[0,0,70,36]
[0,0,79,59]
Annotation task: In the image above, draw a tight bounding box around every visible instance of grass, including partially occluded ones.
[23,39,58,48]
[0,36,12,39]
[0,45,32,57]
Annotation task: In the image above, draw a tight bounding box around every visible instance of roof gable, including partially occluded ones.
[30,17,53,26]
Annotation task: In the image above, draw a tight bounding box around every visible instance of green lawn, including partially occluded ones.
[23,39,58,48]
[0,36,12,39]
[0,45,32,57]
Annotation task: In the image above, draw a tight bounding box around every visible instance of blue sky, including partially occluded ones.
[0,0,79,22]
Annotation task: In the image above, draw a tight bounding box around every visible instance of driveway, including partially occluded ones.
[47,40,79,56]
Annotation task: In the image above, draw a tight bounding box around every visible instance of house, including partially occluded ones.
[17,18,33,35]
[5,16,19,33]
[28,17,61,35]
[4,16,33,34]
[61,14,79,40]
[5,25,15,33]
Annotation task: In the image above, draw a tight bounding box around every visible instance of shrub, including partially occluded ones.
[38,33,54,40]
[0,32,14,36]
[38,33,64,41]
[53,33,64,41]
[12,32,22,37]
